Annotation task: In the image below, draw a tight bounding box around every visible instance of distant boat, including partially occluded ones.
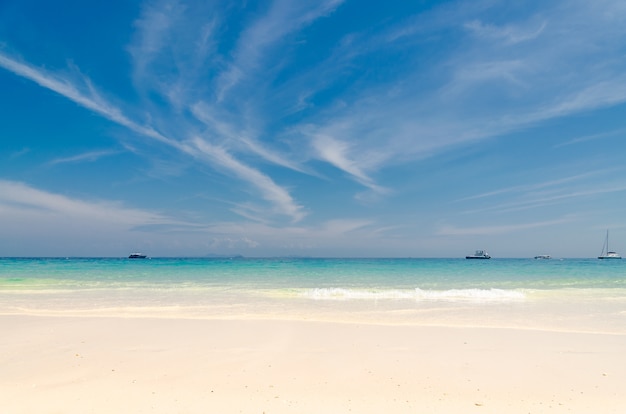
[466,250,491,259]
[598,230,621,259]
[534,255,552,259]
[128,253,147,259]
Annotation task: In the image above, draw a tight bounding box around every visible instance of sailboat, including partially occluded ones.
[598,230,621,259]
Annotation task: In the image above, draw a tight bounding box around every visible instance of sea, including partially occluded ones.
[1,257,625,333]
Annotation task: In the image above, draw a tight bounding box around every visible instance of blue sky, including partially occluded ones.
[1,0,626,257]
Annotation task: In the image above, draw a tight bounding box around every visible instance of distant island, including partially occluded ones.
[204,253,244,258]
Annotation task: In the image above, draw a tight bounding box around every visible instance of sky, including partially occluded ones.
[1,0,626,258]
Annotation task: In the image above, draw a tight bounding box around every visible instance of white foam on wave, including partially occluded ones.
[304,287,525,302]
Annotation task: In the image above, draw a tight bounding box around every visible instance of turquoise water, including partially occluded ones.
[2,257,625,290]
[1,257,626,330]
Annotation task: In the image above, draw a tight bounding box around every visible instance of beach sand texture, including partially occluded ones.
[2,315,625,414]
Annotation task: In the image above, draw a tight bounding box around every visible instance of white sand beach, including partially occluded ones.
[2,314,625,413]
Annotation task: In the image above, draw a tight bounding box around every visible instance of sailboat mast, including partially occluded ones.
[600,229,608,256]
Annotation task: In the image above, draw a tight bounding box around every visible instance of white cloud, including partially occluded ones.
[0,52,178,148]
[287,0,626,185]
[205,217,374,243]
[215,0,344,101]
[456,170,613,202]
[0,51,304,222]
[3,0,626,257]
[188,137,305,222]
[129,0,182,80]
[555,128,626,148]
[440,59,528,99]
[464,19,547,45]
[320,219,372,235]
[310,134,385,193]
[436,217,573,237]
[0,180,175,229]
[48,150,120,166]
[129,0,220,109]
[190,102,308,174]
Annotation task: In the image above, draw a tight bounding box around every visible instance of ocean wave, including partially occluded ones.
[303,287,525,302]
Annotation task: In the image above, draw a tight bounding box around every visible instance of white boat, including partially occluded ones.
[466,250,491,259]
[598,230,621,259]
[128,252,147,259]
[534,255,551,259]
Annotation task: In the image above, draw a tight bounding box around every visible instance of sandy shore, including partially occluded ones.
[2,315,625,413]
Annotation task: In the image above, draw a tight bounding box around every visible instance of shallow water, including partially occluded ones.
[1,257,625,332]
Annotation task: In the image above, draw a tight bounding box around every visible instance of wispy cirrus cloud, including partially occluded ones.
[0,52,177,148]
[462,184,626,216]
[122,0,626,202]
[453,166,626,218]
[436,217,574,237]
[464,18,547,45]
[190,102,308,174]
[10,148,30,159]
[294,0,626,185]
[128,0,220,109]
[48,150,120,166]
[4,0,626,242]
[0,51,304,222]
[0,179,379,256]
[129,0,184,83]
[456,170,614,202]
[554,127,626,148]
[205,217,374,246]
[0,179,173,227]
[0,179,211,256]
[215,0,344,101]
[187,137,305,221]
[309,133,386,194]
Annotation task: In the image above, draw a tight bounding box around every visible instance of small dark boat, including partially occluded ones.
[128,253,147,259]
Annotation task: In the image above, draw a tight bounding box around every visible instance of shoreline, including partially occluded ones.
[3,289,625,335]
[2,310,626,336]
[3,314,626,413]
